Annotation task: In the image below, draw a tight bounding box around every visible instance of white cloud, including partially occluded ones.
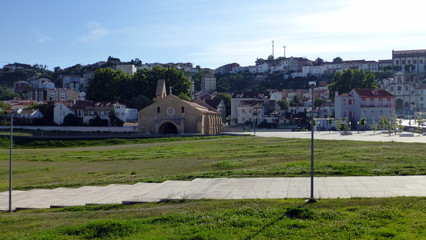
[31,28,52,43]
[79,21,109,42]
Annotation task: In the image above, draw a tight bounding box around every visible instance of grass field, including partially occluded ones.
[0,197,424,239]
[0,136,425,191]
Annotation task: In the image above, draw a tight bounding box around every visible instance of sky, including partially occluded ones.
[1,0,426,70]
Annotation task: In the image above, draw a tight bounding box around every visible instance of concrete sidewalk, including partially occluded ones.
[226,130,426,143]
[1,176,425,211]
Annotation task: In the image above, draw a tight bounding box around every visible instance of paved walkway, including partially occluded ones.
[228,130,426,143]
[1,176,425,211]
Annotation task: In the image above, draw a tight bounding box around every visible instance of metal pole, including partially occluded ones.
[310,87,314,199]
[9,114,13,212]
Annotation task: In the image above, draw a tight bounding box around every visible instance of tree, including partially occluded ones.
[343,117,350,134]
[333,57,343,63]
[328,69,378,101]
[290,95,303,107]
[335,118,343,131]
[417,116,423,135]
[397,118,403,133]
[87,66,191,107]
[127,94,153,110]
[62,113,83,126]
[213,93,232,117]
[277,100,290,110]
[109,111,124,127]
[328,117,333,133]
[360,116,366,131]
[370,119,377,134]
[313,98,324,108]
[28,99,55,125]
[379,116,387,130]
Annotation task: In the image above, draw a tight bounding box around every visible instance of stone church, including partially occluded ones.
[138,80,222,135]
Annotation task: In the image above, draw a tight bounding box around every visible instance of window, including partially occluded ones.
[405,86,408,91]
[157,107,160,113]
[343,99,346,105]
[396,60,399,65]
[390,86,394,92]
[242,109,246,113]
[421,97,424,101]
[181,107,184,113]
[348,99,352,105]
[408,60,411,64]
[414,60,417,64]
[402,60,405,64]
[343,111,346,117]
[397,86,402,91]
[421,59,424,64]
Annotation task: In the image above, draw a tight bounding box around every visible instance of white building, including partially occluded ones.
[54,101,136,126]
[115,64,136,75]
[54,102,74,125]
[384,72,426,113]
[201,74,216,92]
[63,75,83,90]
[392,49,426,73]
[335,89,395,126]
[30,78,55,89]
[231,91,272,125]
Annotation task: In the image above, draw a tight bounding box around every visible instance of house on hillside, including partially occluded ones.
[230,91,274,125]
[15,109,44,124]
[138,79,222,135]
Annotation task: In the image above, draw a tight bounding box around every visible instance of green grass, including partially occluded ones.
[0,136,425,191]
[0,197,424,239]
[0,135,234,149]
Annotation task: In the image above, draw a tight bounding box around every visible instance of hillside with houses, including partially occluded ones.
[1,49,426,135]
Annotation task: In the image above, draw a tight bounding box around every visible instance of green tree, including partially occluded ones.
[62,113,83,126]
[87,66,191,107]
[335,118,343,131]
[397,118,403,133]
[360,116,366,131]
[333,57,343,63]
[417,116,423,135]
[0,86,17,100]
[127,94,153,110]
[370,119,377,134]
[379,116,387,130]
[290,95,303,107]
[109,111,124,127]
[313,98,324,108]
[87,68,126,102]
[328,69,378,101]
[277,100,290,110]
[343,117,350,134]
[213,93,232,117]
[29,100,55,125]
[328,117,334,133]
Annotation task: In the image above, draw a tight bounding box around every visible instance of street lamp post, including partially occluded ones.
[309,81,316,200]
[9,108,22,212]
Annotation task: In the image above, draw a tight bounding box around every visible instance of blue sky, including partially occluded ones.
[1,0,426,70]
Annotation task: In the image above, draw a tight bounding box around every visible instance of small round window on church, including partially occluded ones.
[167,107,175,116]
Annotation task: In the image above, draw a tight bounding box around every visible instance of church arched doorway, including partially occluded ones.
[159,122,178,135]
[396,98,404,110]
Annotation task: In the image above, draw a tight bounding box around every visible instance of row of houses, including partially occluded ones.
[216,49,426,77]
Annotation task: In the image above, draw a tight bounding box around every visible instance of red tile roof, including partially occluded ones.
[353,89,394,97]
